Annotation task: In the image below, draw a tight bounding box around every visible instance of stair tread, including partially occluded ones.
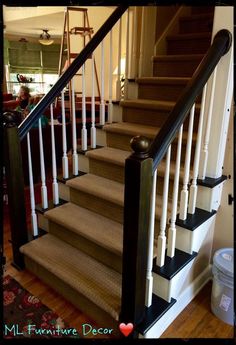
[167,32,212,40]
[103,122,197,142]
[66,172,174,220]
[180,13,214,21]
[136,77,191,85]
[45,202,123,256]
[120,99,176,110]
[86,146,184,175]
[20,233,121,320]
[152,54,204,62]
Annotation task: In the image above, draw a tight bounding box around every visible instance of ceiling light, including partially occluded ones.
[38,29,54,46]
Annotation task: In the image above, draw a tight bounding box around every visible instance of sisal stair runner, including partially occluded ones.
[20,6,215,335]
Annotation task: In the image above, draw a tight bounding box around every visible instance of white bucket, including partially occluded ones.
[211,248,234,325]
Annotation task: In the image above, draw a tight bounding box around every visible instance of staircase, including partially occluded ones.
[5,6,233,338]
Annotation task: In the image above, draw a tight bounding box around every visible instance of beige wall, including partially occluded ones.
[211,105,234,257]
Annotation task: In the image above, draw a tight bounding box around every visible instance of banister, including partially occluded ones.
[148,29,232,172]
[18,5,128,141]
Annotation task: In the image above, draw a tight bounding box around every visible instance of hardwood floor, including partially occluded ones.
[161,281,234,338]
[3,181,234,339]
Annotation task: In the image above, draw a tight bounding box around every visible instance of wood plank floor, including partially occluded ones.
[3,182,234,339]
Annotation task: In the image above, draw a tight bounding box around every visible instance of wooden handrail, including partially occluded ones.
[18,5,128,140]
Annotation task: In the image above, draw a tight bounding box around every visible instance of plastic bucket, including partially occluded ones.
[211,248,234,325]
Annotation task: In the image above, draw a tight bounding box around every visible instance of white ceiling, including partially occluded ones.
[4,6,65,39]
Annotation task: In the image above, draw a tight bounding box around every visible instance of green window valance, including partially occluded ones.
[5,39,60,74]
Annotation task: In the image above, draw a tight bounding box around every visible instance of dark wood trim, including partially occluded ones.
[4,121,28,269]
[120,136,153,336]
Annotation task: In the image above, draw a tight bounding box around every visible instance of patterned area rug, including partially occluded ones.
[3,275,80,339]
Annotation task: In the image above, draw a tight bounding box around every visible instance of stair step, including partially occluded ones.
[45,202,123,256]
[103,122,197,159]
[153,249,198,280]
[152,249,198,302]
[179,13,213,34]
[166,32,212,55]
[120,100,200,129]
[66,173,172,224]
[136,77,191,102]
[138,294,177,336]
[20,234,121,323]
[152,54,204,77]
[191,6,214,15]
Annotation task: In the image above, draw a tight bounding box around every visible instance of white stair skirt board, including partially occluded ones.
[38,213,49,232]
[96,128,107,147]
[139,265,212,338]
[78,154,89,173]
[153,258,196,303]
[112,104,123,123]
[58,183,70,202]
[196,182,225,212]
[175,214,216,255]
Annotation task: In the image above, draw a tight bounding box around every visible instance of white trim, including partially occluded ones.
[140,265,212,338]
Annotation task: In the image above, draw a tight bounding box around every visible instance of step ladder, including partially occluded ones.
[57,7,101,118]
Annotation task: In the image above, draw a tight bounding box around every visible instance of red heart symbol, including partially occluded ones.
[119,323,134,337]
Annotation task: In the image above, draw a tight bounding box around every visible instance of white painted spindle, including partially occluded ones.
[81,63,88,151]
[27,133,38,236]
[108,29,113,123]
[124,9,130,100]
[167,126,183,258]
[116,17,122,101]
[156,145,171,267]
[179,104,195,220]
[61,90,69,179]
[99,40,105,125]
[50,104,59,205]
[91,54,96,148]
[38,117,48,209]
[71,78,79,175]
[198,67,217,180]
[146,169,157,307]
[188,85,207,214]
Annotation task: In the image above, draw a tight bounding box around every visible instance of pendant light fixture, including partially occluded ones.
[38,29,54,46]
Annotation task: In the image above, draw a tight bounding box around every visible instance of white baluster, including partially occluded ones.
[71,78,79,175]
[81,63,87,151]
[179,104,195,220]
[99,40,105,125]
[188,85,207,214]
[116,17,122,101]
[61,90,69,179]
[38,117,48,209]
[198,67,217,180]
[50,104,59,205]
[27,133,38,236]
[91,54,96,148]
[108,29,113,123]
[156,145,171,267]
[167,126,183,258]
[146,169,157,307]
[124,9,130,100]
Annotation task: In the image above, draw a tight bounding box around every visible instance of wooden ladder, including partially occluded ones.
[57,7,101,118]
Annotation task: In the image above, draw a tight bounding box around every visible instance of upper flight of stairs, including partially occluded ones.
[20,6,217,337]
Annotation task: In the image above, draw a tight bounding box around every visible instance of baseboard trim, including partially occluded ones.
[139,264,212,338]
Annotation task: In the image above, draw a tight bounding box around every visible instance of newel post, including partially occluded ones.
[120,136,153,335]
[3,112,28,270]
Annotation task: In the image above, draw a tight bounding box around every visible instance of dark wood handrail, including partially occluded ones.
[18,5,128,140]
[148,29,232,172]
